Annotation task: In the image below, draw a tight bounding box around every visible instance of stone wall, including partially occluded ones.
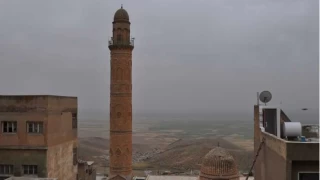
[0,112,47,146]
[0,149,47,177]
[0,95,77,147]
[47,140,77,180]
[47,111,77,147]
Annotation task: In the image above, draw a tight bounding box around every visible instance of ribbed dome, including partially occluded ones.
[114,6,129,22]
[200,147,239,180]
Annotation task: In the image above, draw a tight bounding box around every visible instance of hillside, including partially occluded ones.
[146,137,252,172]
[79,137,253,173]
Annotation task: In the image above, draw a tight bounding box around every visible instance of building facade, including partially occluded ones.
[0,95,78,180]
[253,105,319,180]
[78,160,96,180]
[108,5,134,180]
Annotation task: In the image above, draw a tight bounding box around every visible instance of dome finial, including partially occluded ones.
[121,4,123,9]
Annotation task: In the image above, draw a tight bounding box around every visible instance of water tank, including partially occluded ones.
[282,122,302,137]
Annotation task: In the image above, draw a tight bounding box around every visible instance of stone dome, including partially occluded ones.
[114,6,129,22]
[200,147,239,180]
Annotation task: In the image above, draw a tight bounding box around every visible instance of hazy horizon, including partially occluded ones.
[0,0,318,117]
[78,108,319,124]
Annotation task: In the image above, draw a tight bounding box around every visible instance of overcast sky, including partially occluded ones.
[0,0,318,116]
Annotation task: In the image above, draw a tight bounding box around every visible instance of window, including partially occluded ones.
[72,113,77,129]
[22,165,37,175]
[27,122,43,133]
[299,172,319,180]
[0,165,13,175]
[2,121,17,133]
[73,147,78,165]
[117,34,122,41]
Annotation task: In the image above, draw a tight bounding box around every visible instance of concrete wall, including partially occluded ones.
[47,140,77,180]
[291,161,319,180]
[253,105,262,180]
[0,149,47,177]
[286,142,319,161]
[254,105,288,180]
[259,143,287,180]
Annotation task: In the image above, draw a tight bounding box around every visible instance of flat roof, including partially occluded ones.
[146,175,198,180]
[5,178,57,180]
[0,95,77,98]
[146,175,253,180]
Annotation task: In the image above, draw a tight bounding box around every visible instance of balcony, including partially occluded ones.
[108,38,135,50]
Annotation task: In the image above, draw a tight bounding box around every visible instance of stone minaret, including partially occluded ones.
[108,5,134,180]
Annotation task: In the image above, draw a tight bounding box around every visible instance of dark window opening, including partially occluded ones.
[27,122,43,133]
[72,113,77,129]
[0,165,13,175]
[2,121,17,133]
[22,165,37,175]
[299,172,319,180]
[117,34,122,42]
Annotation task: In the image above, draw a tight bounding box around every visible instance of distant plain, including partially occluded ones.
[78,113,257,176]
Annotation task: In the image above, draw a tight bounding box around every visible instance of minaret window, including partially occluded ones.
[117,34,122,42]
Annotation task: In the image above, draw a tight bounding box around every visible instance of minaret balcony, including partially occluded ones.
[108,38,135,49]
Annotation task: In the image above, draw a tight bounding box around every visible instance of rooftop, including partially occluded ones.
[259,106,319,143]
[5,178,57,180]
[0,95,77,98]
[145,175,253,180]
[146,175,198,180]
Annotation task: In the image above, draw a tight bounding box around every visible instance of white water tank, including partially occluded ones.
[282,122,302,137]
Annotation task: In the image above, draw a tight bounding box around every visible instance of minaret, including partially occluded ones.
[108,5,134,180]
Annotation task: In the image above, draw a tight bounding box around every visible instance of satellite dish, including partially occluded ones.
[259,91,272,105]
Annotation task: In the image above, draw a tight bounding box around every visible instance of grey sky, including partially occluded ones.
[0,0,318,116]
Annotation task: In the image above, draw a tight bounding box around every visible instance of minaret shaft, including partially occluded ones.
[109,7,134,180]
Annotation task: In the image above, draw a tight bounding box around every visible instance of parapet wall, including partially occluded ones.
[0,96,48,112]
[0,95,77,113]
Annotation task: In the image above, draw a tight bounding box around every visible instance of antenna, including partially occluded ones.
[259,91,272,105]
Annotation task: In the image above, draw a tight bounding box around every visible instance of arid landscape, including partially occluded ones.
[78,114,254,176]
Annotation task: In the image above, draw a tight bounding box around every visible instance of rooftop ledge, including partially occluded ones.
[260,131,319,161]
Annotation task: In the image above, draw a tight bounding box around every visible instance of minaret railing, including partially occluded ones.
[108,37,135,47]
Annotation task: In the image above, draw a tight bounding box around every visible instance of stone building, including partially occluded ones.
[78,160,96,180]
[108,5,134,180]
[0,95,78,180]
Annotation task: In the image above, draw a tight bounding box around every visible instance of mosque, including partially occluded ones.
[108,6,242,180]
